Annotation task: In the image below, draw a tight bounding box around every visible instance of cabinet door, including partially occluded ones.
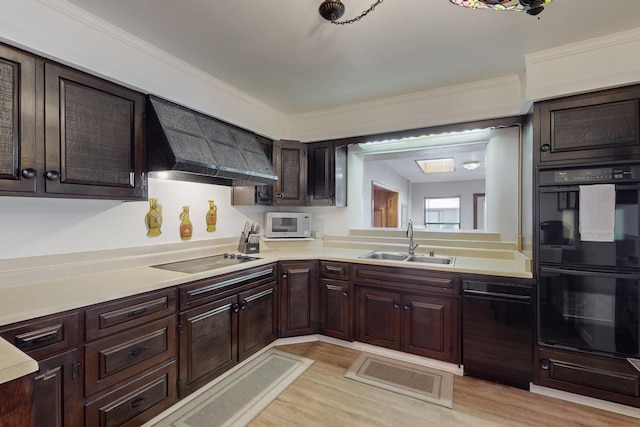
[307,141,335,206]
[272,140,306,205]
[536,85,640,164]
[238,282,278,361]
[279,261,318,336]
[319,279,352,341]
[33,348,82,427]
[0,44,37,193]
[43,62,146,200]
[178,295,238,397]
[0,375,34,427]
[355,286,401,350]
[402,293,457,363]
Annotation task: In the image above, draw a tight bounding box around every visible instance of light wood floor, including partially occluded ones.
[249,341,640,427]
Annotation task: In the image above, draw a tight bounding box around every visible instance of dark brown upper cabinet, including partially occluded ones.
[0,43,37,194]
[535,84,640,165]
[307,141,347,207]
[272,140,308,205]
[0,42,147,200]
[44,63,146,200]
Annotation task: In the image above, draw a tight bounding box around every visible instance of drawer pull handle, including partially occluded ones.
[325,266,343,274]
[127,346,150,358]
[17,325,62,349]
[129,396,146,409]
[127,307,148,317]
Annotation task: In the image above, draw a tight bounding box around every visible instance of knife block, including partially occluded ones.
[238,232,259,254]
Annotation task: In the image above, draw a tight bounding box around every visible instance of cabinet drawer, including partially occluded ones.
[352,264,460,294]
[85,359,177,427]
[320,261,350,280]
[0,311,79,360]
[85,288,176,341]
[180,264,276,310]
[85,315,176,396]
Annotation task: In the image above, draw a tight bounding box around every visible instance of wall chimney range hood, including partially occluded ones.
[146,95,277,186]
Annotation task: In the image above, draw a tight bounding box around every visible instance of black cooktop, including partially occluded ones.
[152,253,259,274]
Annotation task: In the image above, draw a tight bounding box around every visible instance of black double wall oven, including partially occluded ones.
[538,163,640,360]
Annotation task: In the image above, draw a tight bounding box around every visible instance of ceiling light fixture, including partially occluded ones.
[462,161,481,171]
[319,0,384,24]
[449,0,552,16]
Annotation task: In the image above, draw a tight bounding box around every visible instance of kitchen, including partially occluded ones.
[2,1,640,426]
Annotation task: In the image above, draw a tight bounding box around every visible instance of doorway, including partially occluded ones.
[473,193,485,230]
[372,183,399,228]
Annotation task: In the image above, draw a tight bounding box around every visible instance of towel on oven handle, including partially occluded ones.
[579,184,615,242]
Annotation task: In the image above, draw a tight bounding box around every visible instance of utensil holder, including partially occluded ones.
[238,232,260,254]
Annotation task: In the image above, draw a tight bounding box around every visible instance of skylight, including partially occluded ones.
[416,158,455,174]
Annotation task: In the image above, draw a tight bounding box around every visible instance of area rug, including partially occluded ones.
[153,349,314,427]
[344,352,454,409]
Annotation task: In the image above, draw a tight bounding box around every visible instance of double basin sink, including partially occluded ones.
[358,251,455,265]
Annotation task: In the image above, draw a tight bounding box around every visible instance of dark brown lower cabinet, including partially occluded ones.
[352,264,460,364]
[535,346,640,408]
[279,260,318,337]
[179,281,277,397]
[0,374,34,427]
[319,278,353,341]
[84,360,177,427]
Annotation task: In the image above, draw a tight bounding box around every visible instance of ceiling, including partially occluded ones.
[67,0,640,115]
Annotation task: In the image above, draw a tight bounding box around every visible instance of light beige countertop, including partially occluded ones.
[0,231,532,384]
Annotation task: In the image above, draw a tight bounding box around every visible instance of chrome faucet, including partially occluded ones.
[406,219,419,255]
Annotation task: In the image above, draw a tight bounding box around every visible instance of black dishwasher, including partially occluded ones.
[462,280,534,390]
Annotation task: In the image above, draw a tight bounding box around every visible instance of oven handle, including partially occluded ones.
[541,266,640,279]
[463,289,531,301]
[540,183,640,192]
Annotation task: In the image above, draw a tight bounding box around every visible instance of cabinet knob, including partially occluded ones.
[275,193,284,199]
[540,144,551,152]
[403,303,411,310]
[540,359,550,370]
[233,303,240,313]
[45,170,61,181]
[240,301,247,310]
[342,288,349,296]
[21,168,38,179]
[282,273,287,278]
[393,302,400,309]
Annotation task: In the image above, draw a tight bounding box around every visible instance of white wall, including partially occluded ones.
[1,1,639,260]
[362,160,410,228]
[410,180,485,230]
[485,127,520,242]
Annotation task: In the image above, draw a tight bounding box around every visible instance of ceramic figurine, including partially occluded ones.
[179,206,193,240]
[145,198,163,237]
[206,200,217,232]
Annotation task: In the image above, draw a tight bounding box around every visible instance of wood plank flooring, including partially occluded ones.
[249,341,640,427]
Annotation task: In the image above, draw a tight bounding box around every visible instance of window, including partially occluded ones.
[424,197,460,230]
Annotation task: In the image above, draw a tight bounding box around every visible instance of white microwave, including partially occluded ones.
[264,212,311,238]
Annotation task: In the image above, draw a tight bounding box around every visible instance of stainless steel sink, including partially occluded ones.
[358,251,455,266]
[406,255,455,265]
[358,251,410,261]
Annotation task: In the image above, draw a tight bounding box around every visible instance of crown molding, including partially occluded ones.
[37,0,287,123]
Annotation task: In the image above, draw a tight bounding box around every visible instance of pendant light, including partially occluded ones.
[449,0,552,16]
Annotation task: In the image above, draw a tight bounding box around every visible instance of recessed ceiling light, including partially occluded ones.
[416,158,455,174]
[462,161,481,171]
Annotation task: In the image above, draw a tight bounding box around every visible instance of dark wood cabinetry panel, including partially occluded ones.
[238,282,278,361]
[535,346,640,407]
[353,264,460,363]
[0,374,34,427]
[402,293,457,362]
[43,62,146,200]
[535,84,640,164]
[0,43,37,194]
[279,260,318,336]
[179,294,238,396]
[272,140,307,205]
[33,348,82,427]
[84,359,177,427]
[355,286,402,349]
[319,278,352,341]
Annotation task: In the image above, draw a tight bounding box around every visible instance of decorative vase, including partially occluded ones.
[179,206,193,240]
[145,198,163,237]
[206,200,217,232]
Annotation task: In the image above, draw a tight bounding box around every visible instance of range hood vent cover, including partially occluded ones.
[147,95,277,186]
